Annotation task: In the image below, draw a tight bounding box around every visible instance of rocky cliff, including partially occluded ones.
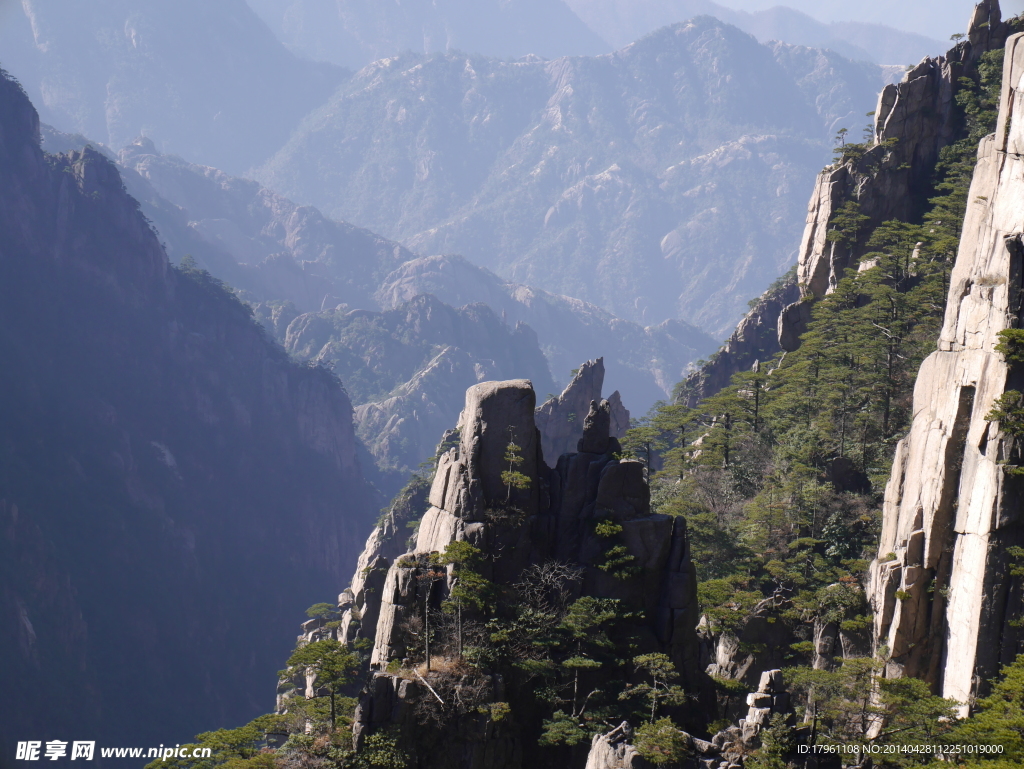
[284,377,706,767]
[676,0,1013,403]
[0,68,379,754]
[778,0,1011,351]
[866,31,1024,710]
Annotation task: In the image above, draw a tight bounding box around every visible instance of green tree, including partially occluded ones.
[438,540,495,656]
[943,654,1024,765]
[539,596,625,747]
[286,638,360,728]
[501,426,531,502]
[747,713,796,769]
[634,717,691,766]
[621,653,687,723]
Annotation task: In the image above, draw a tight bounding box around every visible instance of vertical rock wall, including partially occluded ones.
[867,33,1024,709]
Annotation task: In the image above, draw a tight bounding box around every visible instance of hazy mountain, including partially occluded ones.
[0,0,344,175]
[245,0,611,68]
[0,70,379,755]
[283,294,557,479]
[102,134,715,410]
[716,0,1017,43]
[257,18,886,337]
[565,0,946,64]
[376,254,717,409]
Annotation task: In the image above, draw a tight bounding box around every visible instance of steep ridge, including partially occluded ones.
[535,358,630,467]
[676,1,1014,402]
[0,69,379,752]
[866,33,1024,710]
[257,20,886,335]
[116,136,414,313]
[778,0,1011,350]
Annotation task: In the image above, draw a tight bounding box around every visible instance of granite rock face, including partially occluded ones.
[298,376,706,767]
[584,723,647,769]
[535,358,629,466]
[866,31,1024,711]
[778,0,1011,350]
[677,275,800,406]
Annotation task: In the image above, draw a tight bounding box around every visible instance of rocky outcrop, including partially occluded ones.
[584,723,648,769]
[535,358,630,466]
[584,671,797,769]
[778,0,1012,350]
[304,377,706,767]
[866,31,1024,711]
[677,275,800,406]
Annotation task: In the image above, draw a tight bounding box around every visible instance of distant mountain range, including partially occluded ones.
[38,127,714,483]
[245,0,610,68]
[256,18,887,336]
[565,0,946,64]
[245,0,945,66]
[0,0,344,175]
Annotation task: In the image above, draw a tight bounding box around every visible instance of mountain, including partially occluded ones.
[721,0,1012,44]
[33,130,707,479]
[283,379,708,768]
[565,0,946,64]
[376,254,717,409]
[245,0,611,68]
[105,136,716,413]
[256,19,886,337]
[0,0,344,175]
[0,68,380,755]
[282,294,557,480]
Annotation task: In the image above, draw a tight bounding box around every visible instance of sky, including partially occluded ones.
[716,0,1024,42]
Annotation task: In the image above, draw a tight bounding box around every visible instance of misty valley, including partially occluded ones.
[0,1,1022,768]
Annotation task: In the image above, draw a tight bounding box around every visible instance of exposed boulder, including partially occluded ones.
[583,670,798,769]
[584,723,647,769]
